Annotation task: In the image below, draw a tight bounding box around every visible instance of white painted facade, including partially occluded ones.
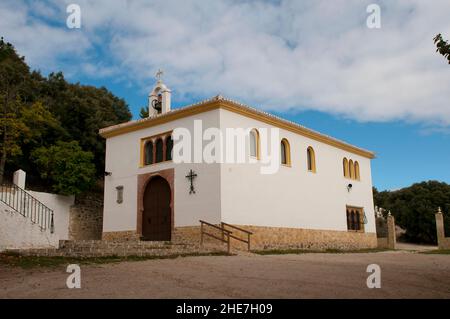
[0,170,74,251]
[103,109,222,233]
[218,108,375,233]
[101,88,376,237]
[27,191,74,240]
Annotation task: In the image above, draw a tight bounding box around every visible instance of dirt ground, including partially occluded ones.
[0,251,449,298]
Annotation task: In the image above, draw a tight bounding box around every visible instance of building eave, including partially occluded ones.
[99,96,376,159]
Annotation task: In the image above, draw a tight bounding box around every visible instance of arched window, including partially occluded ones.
[307,146,316,172]
[354,161,360,180]
[346,207,365,231]
[343,158,349,177]
[249,129,259,159]
[155,138,164,163]
[165,136,173,161]
[280,139,291,166]
[349,160,355,179]
[144,141,153,165]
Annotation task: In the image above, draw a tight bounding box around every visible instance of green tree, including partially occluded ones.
[373,181,450,244]
[0,37,29,183]
[434,33,450,64]
[0,37,132,189]
[31,141,96,195]
[139,105,149,118]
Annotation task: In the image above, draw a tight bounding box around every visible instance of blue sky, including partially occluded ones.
[1,0,450,191]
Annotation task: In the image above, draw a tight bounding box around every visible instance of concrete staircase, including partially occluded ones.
[6,240,225,258]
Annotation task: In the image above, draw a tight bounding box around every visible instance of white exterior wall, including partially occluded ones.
[103,109,222,233]
[218,109,376,233]
[27,191,74,240]
[103,107,375,235]
[0,201,59,251]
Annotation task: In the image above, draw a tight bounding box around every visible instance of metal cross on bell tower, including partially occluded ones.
[155,69,164,81]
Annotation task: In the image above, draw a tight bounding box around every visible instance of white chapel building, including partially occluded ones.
[99,78,377,250]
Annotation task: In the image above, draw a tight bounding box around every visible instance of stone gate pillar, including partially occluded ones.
[387,212,396,249]
[435,207,446,249]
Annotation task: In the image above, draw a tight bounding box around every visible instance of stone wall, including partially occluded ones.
[103,224,377,251]
[102,230,140,241]
[376,215,396,249]
[0,201,59,251]
[68,193,103,240]
[174,225,377,250]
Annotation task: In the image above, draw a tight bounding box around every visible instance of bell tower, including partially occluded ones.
[148,69,171,117]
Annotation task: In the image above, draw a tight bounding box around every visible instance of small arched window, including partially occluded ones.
[343,158,349,177]
[354,161,360,180]
[155,138,164,163]
[307,146,316,173]
[349,160,355,179]
[249,129,259,159]
[280,139,291,166]
[165,136,173,161]
[144,141,153,165]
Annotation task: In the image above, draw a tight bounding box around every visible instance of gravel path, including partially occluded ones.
[0,251,449,298]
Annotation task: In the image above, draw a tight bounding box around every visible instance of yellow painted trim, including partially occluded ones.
[354,161,360,181]
[281,138,291,166]
[249,128,261,160]
[307,146,316,173]
[343,158,349,178]
[100,99,375,159]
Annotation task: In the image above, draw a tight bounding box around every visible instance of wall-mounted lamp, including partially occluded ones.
[104,171,112,176]
[347,183,353,192]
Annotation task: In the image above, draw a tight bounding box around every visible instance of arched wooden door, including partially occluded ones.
[142,176,171,241]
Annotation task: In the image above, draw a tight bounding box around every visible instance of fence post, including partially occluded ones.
[227,233,231,254]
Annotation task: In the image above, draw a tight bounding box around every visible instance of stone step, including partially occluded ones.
[5,240,225,258]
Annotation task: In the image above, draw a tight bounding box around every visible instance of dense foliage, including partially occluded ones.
[32,141,96,195]
[373,181,450,244]
[0,37,132,194]
[434,33,450,64]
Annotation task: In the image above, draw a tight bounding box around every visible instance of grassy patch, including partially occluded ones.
[252,248,390,255]
[421,249,450,255]
[0,251,230,269]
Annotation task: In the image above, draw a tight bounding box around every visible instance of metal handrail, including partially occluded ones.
[199,220,232,253]
[0,183,54,233]
[221,222,253,251]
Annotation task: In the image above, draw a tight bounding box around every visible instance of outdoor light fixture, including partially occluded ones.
[347,183,353,192]
[104,171,112,176]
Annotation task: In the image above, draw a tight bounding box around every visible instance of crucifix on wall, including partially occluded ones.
[185,169,197,194]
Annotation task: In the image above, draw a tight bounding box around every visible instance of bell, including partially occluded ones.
[152,99,162,112]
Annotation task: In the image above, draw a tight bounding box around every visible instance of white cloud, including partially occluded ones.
[1,0,450,125]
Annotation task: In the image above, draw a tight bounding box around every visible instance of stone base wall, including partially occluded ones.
[69,193,103,240]
[172,225,377,250]
[238,225,377,250]
[102,225,377,250]
[102,230,141,241]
